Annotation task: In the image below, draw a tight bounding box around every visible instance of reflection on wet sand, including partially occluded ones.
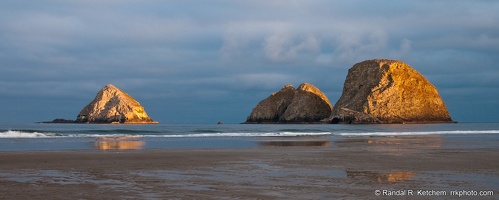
[336,137,442,146]
[95,136,145,150]
[365,137,442,146]
[258,141,330,147]
[347,170,414,182]
[336,137,443,154]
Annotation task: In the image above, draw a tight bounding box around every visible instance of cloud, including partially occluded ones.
[219,23,256,62]
[0,80,101,98]
[263,32,320,63]
[236,73,294,90]
[387,38,412,60]
[330,25,389,63]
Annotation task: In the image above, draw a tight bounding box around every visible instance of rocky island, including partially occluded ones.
[76,84,158,124]
[244,83,332,123]
[328,59,453,124]
[44,84,158,124]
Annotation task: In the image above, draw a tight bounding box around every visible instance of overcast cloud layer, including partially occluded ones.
[1,0,498,123]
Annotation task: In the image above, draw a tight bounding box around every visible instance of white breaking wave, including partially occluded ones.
[0,130,57,138]
[146,132,333,138]
[2,130,498,138]
[337,130,499,136]
[0,130,332,138]
[79,132,333,138]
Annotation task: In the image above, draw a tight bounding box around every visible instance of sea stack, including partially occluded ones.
[329,59,453,124]
[245,83,332,123]
[76,84,158,124]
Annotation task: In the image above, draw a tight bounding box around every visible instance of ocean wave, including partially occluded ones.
[337,130,499,136]
[148,132,333,138]
[3,129,498,138]
[73,132,333,138]
[0,130,60,138]
[0,130,332,138]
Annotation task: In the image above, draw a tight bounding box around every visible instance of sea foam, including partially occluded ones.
[2,129,499,138]
[0,130,332,138]
[0,130,56,138]
[147,132,333,138]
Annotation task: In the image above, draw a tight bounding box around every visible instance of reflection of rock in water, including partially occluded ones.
[95,137,145,150]
[259,141,330,147]
[347,170,414,182]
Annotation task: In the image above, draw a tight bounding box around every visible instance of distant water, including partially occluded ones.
[0,122,498,151]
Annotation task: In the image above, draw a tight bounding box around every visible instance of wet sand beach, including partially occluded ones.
[0,136,497,199]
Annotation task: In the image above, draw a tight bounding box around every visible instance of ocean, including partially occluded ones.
[1,122,498,151]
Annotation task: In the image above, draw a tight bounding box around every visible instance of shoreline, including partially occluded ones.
[1,137,497,199]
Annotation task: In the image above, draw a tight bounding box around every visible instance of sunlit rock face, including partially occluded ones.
[245,84,295,123]
[76,84,158,124]
[245,83,332,123]
[329,59,452,124]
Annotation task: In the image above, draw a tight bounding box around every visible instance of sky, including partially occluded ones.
[1,0,498,124]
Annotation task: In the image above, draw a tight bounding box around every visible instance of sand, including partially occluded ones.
[0,137,497,199]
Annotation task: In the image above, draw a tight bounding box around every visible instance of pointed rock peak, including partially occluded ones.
[270,84,294,97]
[94,84,135,103]
[103,84,119,90]
[297,82,318,92]
[105,83,116,88]
[297,83,332,109]
[76,84,158,124]
[100,84,125,94]
[281,84,295,90]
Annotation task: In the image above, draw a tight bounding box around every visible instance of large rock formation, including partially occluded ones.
[245,83,332,123]
[329,59,453,124]
[76,84,158,124]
